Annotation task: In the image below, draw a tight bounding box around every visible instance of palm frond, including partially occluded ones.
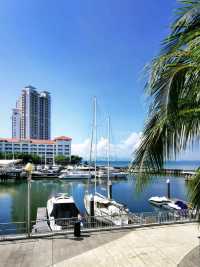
[188,169,200,213]
[162,0,200,54]
[131,1,200,174]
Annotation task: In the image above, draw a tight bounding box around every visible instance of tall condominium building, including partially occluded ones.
[12,108,21,139]
[12,86,51,140]
[39,91,51,140]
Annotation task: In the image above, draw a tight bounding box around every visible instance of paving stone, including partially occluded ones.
[0,224,199,267]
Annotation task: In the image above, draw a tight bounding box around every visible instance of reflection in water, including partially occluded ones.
[0,175,188,225]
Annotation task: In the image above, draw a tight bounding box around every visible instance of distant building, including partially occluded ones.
[39,91,51,140]
[0,136,72,163]
[12,108,21,139]
[12,86,51,140]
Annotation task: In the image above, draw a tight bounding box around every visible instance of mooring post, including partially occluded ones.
[166,179,170,199]
[89,195,94,217]
[25,163,34,238]
[108,180,112,199]
[89,195,94,227]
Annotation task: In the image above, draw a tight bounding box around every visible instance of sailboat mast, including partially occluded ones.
[88,97,95,187]
[45,148,47,167]
[107,116,110,199]
[53,144,55,166]
[12,143,15,167]
[94,96,97,193]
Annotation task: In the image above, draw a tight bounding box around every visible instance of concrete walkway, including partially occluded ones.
[55,223,199,267]
[178,246,200,267]
[0,223,199,267]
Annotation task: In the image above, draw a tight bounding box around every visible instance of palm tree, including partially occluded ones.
[131,0,200,211]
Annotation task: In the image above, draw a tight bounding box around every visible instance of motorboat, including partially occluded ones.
[164,202,181,210]
[59,170,92,179]
[50,165,62,173]
[149,196,189,212]
[84,192,129,225]
[77,165,95,172]
[149,196,171,206]
[97,169,107,178]
[31,170,59,178]
[163,199,188,211]
[97,167,127,179]
[47,193,80,231]
[174,200,188,209]
[31,170,43,177]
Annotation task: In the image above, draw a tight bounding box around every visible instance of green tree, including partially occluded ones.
[0,152,41,164]
[131,0,200,212]
[55,155,70,165]
[70,155,82,165]
[54,155,82,165]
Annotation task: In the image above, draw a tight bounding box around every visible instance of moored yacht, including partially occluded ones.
[47,193,80,231]
[97,167,127,179]
[165,202,181,211]
[148,196,171,206]
[149,196,188,211]
[163,199,188,211]
[59,170,92,179]
[84,192,129,225]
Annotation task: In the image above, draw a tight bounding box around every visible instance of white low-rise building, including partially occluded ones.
[0,136,71,163]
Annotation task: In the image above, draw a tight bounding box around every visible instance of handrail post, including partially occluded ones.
[24,163,33,239]
[27,174,31,238]
[140,213,143,225]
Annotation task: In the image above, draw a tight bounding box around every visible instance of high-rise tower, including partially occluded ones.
[39,91,51,140]
[12,86,51,140]
[12,108,21,139]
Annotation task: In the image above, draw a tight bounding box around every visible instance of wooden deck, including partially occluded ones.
[32,208,51,234]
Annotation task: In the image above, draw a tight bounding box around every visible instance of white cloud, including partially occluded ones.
[71,132,142,160]
[72,132,200,161]
[72,138,91,158]
[123,132,142,149]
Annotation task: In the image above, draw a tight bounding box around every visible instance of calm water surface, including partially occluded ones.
[98,160,200,170]
[0,175,188,225]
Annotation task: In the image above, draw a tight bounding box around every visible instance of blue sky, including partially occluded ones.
[1,0,189,159]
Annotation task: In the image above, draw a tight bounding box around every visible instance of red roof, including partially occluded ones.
[31,139,55,144]
[0,136,72,144]
[53,136,72,141]
[0,138,20,142]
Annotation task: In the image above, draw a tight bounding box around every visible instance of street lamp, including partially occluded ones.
[24,162,34,238]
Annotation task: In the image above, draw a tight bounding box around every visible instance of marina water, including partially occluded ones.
[98,160,200,170]
[0,174,188,230]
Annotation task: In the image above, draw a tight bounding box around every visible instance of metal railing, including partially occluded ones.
[0,209,198,241]
[0,221,27,240]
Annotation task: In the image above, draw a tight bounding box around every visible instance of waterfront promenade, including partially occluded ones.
[0,223,199,267]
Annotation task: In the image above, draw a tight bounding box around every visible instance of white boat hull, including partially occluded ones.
[47,194,80,231]
[59,173,91,179]
[84,193,129,226]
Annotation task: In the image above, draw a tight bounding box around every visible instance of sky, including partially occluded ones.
[1,0,195,160]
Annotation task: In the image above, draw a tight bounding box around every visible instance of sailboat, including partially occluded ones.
[84,98,129,226]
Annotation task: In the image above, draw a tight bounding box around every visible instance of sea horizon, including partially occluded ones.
[95,159,200,170]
